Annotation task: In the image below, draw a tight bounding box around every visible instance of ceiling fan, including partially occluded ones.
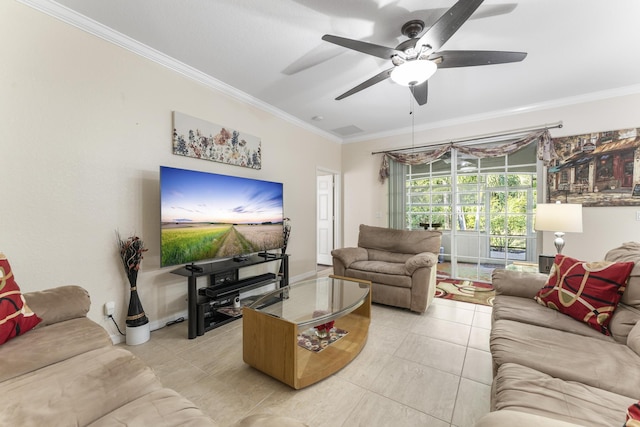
[321,0,527,106]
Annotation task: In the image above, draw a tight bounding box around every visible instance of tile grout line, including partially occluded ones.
[448,321,473,426]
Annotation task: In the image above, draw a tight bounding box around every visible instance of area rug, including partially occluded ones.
[296,328,348,353]
[435,278,495,306]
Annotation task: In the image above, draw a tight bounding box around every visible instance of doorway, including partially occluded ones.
[317,169,340,268]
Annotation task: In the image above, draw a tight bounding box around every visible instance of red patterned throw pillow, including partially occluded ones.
[534,254,634,335]
[0,253,41,344]
[626,402,640,426]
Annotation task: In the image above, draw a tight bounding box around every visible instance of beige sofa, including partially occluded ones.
[0,285,218,427]
[475,242,640,426]
[331,224,441,313]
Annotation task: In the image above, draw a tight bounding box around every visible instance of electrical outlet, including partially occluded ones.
[636,211,640,221]
[104,301,115,316]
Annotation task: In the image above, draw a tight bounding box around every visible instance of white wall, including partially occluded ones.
[342,92,640,261]
[1,1,340,337]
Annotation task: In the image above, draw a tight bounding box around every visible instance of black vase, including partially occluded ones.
[126,270,149,327]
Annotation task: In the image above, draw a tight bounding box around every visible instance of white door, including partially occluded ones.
[317,174,334,265]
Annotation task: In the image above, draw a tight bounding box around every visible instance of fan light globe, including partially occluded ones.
[390,60,437,86]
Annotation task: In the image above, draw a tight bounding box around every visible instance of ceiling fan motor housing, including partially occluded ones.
[401,20,425,39]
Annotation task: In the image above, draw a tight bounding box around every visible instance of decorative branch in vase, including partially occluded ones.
[279,218,291,279]
[282,217,291,255]
[116,232,149,328]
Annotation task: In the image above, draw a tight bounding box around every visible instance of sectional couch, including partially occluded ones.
[475,242,640,426]
[0,284,218,426]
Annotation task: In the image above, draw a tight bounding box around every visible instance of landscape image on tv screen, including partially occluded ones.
[160,166,284,267]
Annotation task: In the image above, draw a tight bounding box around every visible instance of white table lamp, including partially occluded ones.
[534,201,583,254]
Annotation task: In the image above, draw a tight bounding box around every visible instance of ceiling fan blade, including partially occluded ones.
[410,81,428,106]
[471,3,517,20]
[336,67,394,100]
[322,35,401,59]
[416,0,485,52]
[430,50,527,68]
[282,45,344,75]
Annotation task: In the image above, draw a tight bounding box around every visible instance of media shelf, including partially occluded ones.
[171,253,288,339]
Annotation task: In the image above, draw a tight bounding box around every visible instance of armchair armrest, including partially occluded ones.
[492,269,548,299]
[331,247,368,269]
[405,252,438,275]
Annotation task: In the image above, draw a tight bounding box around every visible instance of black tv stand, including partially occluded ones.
[184,263,203,273]
[258,251,278,259]
[171,253,288,339]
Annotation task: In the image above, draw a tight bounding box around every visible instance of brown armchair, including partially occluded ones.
[331,224,442,313]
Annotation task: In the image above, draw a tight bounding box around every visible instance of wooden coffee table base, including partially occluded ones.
[242,283,371,389]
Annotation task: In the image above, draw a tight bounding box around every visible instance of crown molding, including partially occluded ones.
[343,83,640,144]
[17,0,343,144]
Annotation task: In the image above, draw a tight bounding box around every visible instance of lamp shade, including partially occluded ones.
[390,60,437,86]
[534,202,583,233]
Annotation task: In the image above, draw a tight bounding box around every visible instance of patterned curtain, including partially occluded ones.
[379,129,556,182]
[379,144,451,182]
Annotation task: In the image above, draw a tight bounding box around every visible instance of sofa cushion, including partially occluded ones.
[476,410,586,427]
[23,285,91,327]
[0,253,41,345]
[627,402,640,425]
[493,363,635,427]
[629,321,640,356]
[0,317,112,382]
[357,224,441,255]
[491,319,640,399]
[606,242,640,343]
[367,248,413,263]
[345,267,412,288]
[534,254,634,335]
[606,242,640,309]
[350,260,407,276]
[0,346,161,426]
[610,304,640,344]
[492,268,549,299]
[492,295,614,342]
[87,388,217,427]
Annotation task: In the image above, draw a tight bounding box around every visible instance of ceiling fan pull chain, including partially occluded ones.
[410,85,416,149]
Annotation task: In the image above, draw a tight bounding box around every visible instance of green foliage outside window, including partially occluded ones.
[407,171,536,253]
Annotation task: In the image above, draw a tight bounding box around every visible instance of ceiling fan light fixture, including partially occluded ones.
[390,60,437,86]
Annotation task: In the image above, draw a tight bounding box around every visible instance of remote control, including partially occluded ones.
[185,264,203,273]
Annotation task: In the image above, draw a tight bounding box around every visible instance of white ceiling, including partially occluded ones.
[28,0,640,142]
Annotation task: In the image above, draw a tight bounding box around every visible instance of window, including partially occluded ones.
[400,143,539,281]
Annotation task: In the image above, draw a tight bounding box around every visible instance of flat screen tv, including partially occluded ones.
[160,166,284,267]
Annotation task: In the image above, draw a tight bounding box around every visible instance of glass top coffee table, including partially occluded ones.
[242,275,371,389]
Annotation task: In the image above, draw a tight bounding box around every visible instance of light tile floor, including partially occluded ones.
[122,297,492,427]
